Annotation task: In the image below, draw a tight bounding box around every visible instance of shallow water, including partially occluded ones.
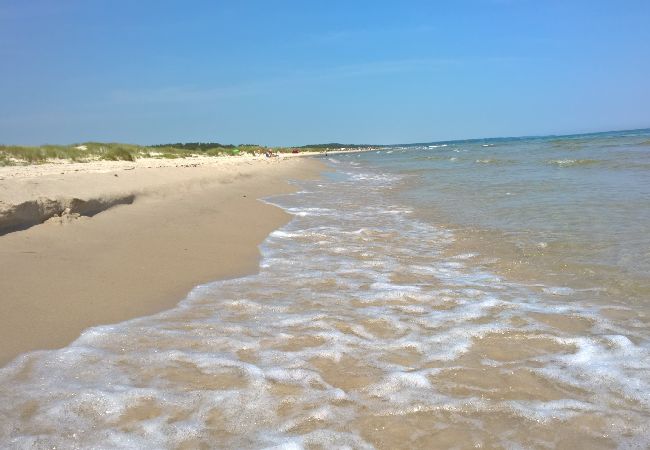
[369,130,650,293]
[1,131,649,449]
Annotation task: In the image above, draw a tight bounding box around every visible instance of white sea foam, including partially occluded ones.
[1,157,648,448]
[543,286,575,296]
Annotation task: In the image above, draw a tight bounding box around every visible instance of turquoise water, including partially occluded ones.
[350,129,650,304]
[1,129,648,448]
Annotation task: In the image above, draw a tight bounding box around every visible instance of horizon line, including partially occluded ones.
[2,126,649,149]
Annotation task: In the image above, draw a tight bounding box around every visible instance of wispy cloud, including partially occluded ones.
[299,25,435,47]
[109,84,260,104]
[108,58,460,105]
[297,58,459,80]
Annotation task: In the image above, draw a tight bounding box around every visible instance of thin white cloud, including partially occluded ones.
[108,57,461,105]
[299,24,436,47]
[109,84,260,104]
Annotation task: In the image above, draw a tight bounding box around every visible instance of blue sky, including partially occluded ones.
[1,0,649,146]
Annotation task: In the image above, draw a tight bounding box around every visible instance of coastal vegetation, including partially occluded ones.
[0,142,372,166]
[298,143,373,149]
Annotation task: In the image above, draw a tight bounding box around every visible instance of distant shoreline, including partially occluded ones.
[0,142,382,167]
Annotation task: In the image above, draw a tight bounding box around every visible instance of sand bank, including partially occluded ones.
[0,154,325,366]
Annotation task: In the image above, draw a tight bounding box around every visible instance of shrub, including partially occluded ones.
[102,148,134,161]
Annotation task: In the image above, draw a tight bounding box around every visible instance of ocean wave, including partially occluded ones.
[1,158,648,448]
[546,158,600,167]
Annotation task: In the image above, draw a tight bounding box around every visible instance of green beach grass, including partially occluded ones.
[0,141,379,166]
[0,143,258,165]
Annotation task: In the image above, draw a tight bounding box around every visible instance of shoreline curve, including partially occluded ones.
[0,155,325,366]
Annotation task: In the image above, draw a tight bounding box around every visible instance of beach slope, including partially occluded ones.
[0,155,323,366]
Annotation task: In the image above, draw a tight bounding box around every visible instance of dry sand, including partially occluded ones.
[0,154,325,366]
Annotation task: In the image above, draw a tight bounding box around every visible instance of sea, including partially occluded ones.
[1,129,649,449]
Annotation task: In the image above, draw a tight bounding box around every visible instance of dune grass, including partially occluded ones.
[0,141,368,166]
[0,145,86,164]
[0,143,141,165]
[0,143,252,166]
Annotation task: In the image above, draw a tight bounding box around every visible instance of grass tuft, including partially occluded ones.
[101,147,135,161]
[0,140,354,166]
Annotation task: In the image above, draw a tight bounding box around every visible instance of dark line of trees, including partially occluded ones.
[149,142,236,150]
[299,143,374,149]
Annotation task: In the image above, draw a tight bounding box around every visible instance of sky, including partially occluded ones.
[1,0,649,146]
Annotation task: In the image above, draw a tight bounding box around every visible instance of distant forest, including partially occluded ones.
[149,142,237,150]
[150,142,378,150]
[298,143,374,149]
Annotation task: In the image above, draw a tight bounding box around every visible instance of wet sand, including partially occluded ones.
[0,149,648,448]
[0,155,324,366]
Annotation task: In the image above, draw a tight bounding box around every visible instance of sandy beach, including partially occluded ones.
[0,154,324,366]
